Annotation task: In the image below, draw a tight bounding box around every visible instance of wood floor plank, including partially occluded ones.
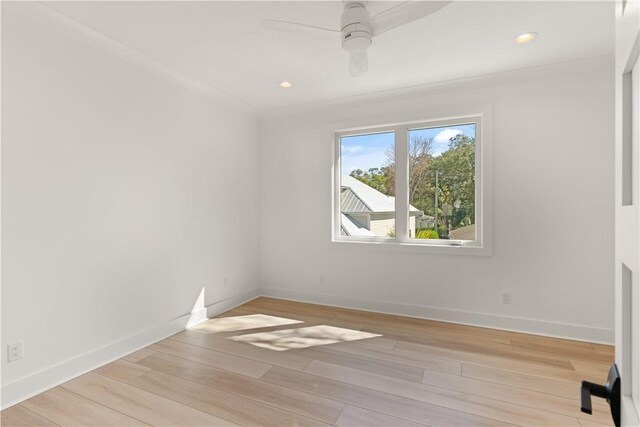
[355,336,397,349]
[260,366,514,427]
[21,387,147,426]
[373,330,577,370]
[295,346,425,383]
[95,360,152,383]
[508,333,598,350]
[421,368,613,425]
[169,330,312,370]
[395,340,586,383]
[135,351,344,424]
[510,336,602,353]
[125,370,332,426]
[390,317,547,349]
[0,405,58,427]
[326,340,462,375]
[578,418,614,426]
[149,338,272,378]
[390,315,506,335]
[334,405,426,427]
[460,363,606,405]
[509,340,614,364]
[61,372,236,426]
[591,343,615,357]
[305,360,581,426]
[387,319,513,347]
[332,312,399,331]
[570,359,612,378]
[361,324,512,352]
[122,348,156,363]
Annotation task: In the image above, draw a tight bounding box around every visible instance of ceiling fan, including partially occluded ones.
[262,1,451,76]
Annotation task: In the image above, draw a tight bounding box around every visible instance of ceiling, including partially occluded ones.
[43,1,614,111]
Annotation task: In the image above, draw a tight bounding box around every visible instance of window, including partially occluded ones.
[334,115,486,251]
[339,131,396,239]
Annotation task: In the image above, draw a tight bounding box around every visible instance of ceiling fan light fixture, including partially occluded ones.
[279,81,293,88]
[515,32,538,44]
[341,2,372,54]
[342,33,372,53]
[263,1,452,75]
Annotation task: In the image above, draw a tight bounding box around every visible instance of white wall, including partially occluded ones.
[259,59,615,343]
[1,6,260,407]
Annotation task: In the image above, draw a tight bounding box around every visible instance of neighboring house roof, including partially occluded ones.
[341,187,371,213]
[341,175,421,214]
[449,224,476,241]
[341,214,375,237]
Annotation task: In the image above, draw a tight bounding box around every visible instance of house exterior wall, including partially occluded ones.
[348,214,370,230]
[370,214,395,237]
[409,216,416,238]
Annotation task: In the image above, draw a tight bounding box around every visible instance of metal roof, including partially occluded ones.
[448,224,476,241]
[341,188,371,213]
[341,175,395,213]
[341,175,421,214]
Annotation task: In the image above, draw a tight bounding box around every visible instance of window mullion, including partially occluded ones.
[395,127,409,242]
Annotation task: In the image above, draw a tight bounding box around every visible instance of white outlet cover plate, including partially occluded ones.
[7,341,23,362]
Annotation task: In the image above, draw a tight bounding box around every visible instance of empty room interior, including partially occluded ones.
[2,0,640,426]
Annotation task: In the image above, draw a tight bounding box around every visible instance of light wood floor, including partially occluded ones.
[1,297,615,427]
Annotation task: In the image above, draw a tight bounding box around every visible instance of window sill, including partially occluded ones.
[331,237,492,256]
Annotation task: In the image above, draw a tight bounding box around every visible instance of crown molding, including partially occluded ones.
[8,2,258,116]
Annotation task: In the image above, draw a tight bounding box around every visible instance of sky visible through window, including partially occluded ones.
[341,124,476,175]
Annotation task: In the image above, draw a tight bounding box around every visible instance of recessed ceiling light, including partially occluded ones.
[279,81,293,89]
[515,32,538,44]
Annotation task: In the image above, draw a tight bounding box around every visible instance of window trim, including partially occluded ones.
[333,111,492,256]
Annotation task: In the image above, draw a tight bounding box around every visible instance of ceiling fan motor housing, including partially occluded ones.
[341,2,372,53]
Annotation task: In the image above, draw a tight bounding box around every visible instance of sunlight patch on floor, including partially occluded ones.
[188,314,303,333]
[228,325,382,351]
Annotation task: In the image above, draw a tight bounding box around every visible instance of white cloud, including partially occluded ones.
[342,145,364,154]
[434,128,464,145]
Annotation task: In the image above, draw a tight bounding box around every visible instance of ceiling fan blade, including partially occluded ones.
[349,50,368,76]
[367,1,451,37]
[261,19,339,35]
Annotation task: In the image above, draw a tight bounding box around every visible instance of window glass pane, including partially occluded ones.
[407,124,476,241]
[340,132,396,238]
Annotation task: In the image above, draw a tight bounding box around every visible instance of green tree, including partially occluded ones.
[407,135,435,214]
[350,167,394,196]
[428,134,475,229]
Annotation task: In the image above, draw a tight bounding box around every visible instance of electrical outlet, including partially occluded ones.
[319,274,326,285]
[502,292,512,304]
[7,341,23,363]
[223,278,229,288]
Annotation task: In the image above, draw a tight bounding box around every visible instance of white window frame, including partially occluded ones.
[333,112,492,256]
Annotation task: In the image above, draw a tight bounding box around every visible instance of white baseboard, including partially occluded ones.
[260,286,614,345]
[0,287,260,410]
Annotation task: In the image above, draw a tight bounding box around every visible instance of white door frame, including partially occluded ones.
[615,0,640,425]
